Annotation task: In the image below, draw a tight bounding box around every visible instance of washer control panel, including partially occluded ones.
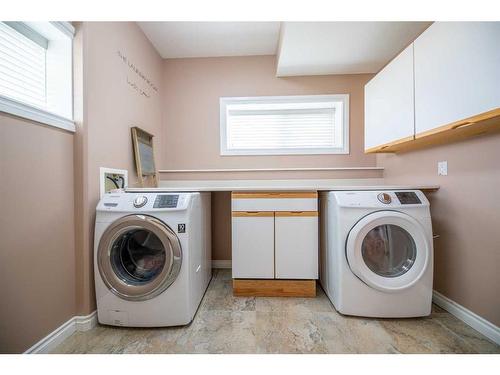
[153,194,179,208]
[97,192,193,212]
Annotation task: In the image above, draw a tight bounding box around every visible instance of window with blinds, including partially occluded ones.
[220,95,349,155]
[0,22,47,110]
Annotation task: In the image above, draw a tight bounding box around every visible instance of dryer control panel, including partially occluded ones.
[395,191,421,205]
[332,190,429,208]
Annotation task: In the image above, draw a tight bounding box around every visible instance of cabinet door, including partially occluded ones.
[414,22,500,135]
[365,44,415,151]
[275,213,318,279]
[232,213,274,278]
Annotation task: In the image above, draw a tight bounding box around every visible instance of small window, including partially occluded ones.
[220,94,349,155]
[0,22,74,131]
[0,23,47,109]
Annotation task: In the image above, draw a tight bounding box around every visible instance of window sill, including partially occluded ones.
[220,148,350,156]
[0,95,75,133]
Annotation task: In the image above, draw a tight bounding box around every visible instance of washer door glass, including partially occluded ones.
[361,224,417,278]
[98,215,182,301]
[110,229,166,285]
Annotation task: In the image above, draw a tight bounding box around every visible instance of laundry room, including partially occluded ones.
[0,0,499,372]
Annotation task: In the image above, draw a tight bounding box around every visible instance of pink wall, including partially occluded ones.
[0,22,165,351]
[0,115,76,353]
[160,56,380,259]
[377,133,500,326]
[75,22,164,315]
[160,55,378,180]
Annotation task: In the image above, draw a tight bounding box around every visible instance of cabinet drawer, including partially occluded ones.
[232,192,318,212]
[231,213,275,279]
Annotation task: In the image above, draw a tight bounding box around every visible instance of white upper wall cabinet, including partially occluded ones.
[364,44,415,151]
[414,22,500,135]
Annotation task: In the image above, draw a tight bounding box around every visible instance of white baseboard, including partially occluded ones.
[212,260,232,269]
[25,311,97,354]
[432,290,500,345]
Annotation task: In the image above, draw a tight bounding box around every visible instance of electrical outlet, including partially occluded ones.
[438,161,448,176]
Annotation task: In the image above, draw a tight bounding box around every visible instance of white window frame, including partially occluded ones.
[219,94,349,156]
[0,21,75,132]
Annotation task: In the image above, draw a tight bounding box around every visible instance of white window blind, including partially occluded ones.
[0,22,47,110]
[220,95,349,155]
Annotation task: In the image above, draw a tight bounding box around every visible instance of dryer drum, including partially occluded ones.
[98,215,182,301]
[361,224,417,278]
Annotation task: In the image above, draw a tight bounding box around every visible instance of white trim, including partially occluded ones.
[99,167,129,198]
[219,94,349,156]
[4,22,49,49]
[50,22,75,38]
[212,260,232,269]
[433,290,500,345]
[75,311,98,332]
[0,95,75,132]
[159,166,383,173]
[25,311,97,354]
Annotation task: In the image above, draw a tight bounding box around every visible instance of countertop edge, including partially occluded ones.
[125,179,440,193]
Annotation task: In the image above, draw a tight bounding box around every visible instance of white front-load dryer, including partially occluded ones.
[319,190,433,318]
[94,191,211,327]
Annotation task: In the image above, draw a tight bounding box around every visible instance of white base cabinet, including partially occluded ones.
[231,192,318,280]
[275,213,318,279]
[232,213,275,279]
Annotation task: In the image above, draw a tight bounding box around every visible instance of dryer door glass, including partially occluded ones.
[110,229,167,285]
[345,210,430,292]
[361,224,416,278]
[98,215,182,301]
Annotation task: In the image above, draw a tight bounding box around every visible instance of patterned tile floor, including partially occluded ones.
[52,269,499,354]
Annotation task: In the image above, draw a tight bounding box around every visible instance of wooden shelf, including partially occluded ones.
[365,108,500,153]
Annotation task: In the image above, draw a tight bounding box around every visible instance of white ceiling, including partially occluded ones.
[277,22,431,76]
[138,22,281,58]
[138,22,431,75]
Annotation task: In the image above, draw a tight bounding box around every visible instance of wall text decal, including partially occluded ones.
[117,50,158,99]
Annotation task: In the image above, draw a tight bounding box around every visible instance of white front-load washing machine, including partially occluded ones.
[94,191,211,327]
[320,190,433,318]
